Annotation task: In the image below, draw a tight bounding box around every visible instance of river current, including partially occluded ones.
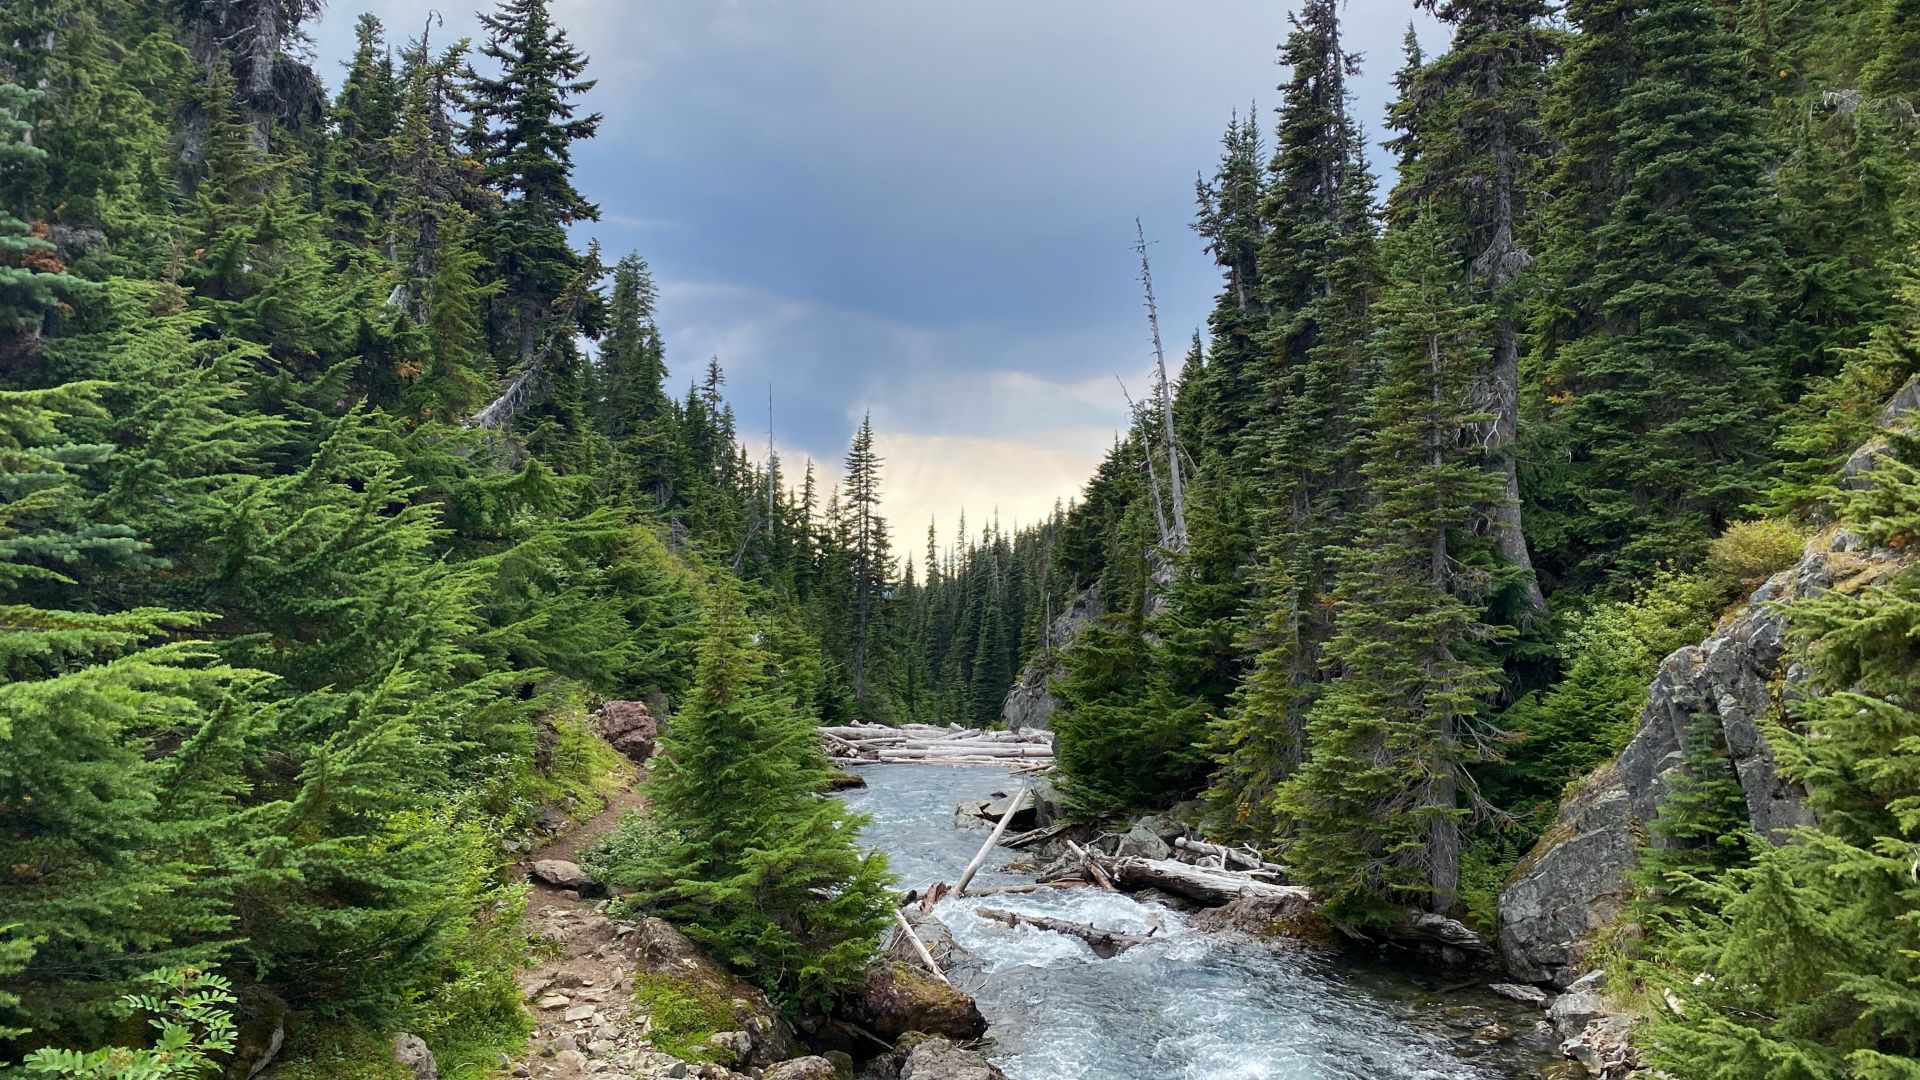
[838,763,1560,1080]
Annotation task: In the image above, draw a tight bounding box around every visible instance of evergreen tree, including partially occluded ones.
[1212,0,1378,835]
[611,596,893,1009]
[326,14,400,255]
[467,0,601,370]
[1274,216,1507,919]
[0,84,86,345]
[1526,0,1783,587]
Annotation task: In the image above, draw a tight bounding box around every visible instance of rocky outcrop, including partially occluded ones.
[1499,380,1920,990]
[595,700,660,763]
[1000,586,1104,730]
[1500,530,1912,985]
[830,961,987,1045]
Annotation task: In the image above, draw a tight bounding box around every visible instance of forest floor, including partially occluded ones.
[506,787,683,1080]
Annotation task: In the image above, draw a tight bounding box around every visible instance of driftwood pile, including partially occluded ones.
[820,723,1054,770]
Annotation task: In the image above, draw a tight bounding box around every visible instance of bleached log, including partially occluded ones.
[893,909,951,984]
[1002,823,1072,849]
[1173,837,1288,876]
[956,786,1026,895]
[1109,856,1312,907]
[973,907,1153,959]
[1065,839,1116,891]
[872,745,1053,760]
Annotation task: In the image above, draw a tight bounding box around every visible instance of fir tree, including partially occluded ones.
[1526,0,1784,587]
[467,0,602,370]
[1274,215,1507,919]
[612,595,894,1009]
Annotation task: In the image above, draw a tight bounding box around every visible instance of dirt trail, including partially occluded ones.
[508,789,684,1080]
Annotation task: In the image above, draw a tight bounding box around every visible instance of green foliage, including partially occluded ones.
[606,597,894,1010]
[1706,519,1808,594]
[1490,571,1721,815]
[1633,452,1920,1077]
[17,968,236,1079]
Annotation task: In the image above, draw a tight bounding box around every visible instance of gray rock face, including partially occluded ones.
[1001,586,1104,731]
[1500,531,1913,985]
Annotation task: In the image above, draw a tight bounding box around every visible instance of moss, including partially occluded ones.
[274,1022,410,1080]
[630,973,736,1065]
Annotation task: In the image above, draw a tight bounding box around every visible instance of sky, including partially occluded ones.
[308,0,1439,542]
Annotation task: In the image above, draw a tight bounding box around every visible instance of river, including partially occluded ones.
[838,763,1562,1080]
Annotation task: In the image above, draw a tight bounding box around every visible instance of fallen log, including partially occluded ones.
[973,907,1154,959]
[873,745,1054,760]
[1109,855,1312,907]
[893,909,951,984]
[1065,839,1117,891]
[956,787,1026,895]
[1001,823,1072,849]
[1173,837,1288,876]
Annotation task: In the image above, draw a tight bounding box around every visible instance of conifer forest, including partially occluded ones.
[3,0,1920,1078]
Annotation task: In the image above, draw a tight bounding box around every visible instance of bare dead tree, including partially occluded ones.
[470,242,605,431]
[1135,219,1189,552]
[1117,376,1172,549]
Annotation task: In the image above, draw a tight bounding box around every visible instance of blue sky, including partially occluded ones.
[310,1,1438,537]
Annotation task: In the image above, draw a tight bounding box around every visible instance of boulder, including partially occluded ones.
[1487,983,1552,1009]
[595,699,659,762]
[954,800,994,829]
[831,962,987,1044]
[1112,822,1171,861]
[825,769,868,791]
[223,986,287,1079]
[529,859,595,892]
[982,792,1035,830]
[1562,1015,1641,1078]
[627,917,797,1069]
[898,1038,1009,1080]
[763,1058,840,1080]
[885,909,984,983]
[390,1032,437,1080]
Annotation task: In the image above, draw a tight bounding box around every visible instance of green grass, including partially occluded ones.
[630,973,736,1065]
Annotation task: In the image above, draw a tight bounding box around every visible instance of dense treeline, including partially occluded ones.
[0,0,900,1068]
[1031,0,1920,1072]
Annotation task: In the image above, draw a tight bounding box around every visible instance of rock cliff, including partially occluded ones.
[1498,379,1919,987]
[1000,585,1104,731]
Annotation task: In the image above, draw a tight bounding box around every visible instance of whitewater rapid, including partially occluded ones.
[838,763,1558,1080]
